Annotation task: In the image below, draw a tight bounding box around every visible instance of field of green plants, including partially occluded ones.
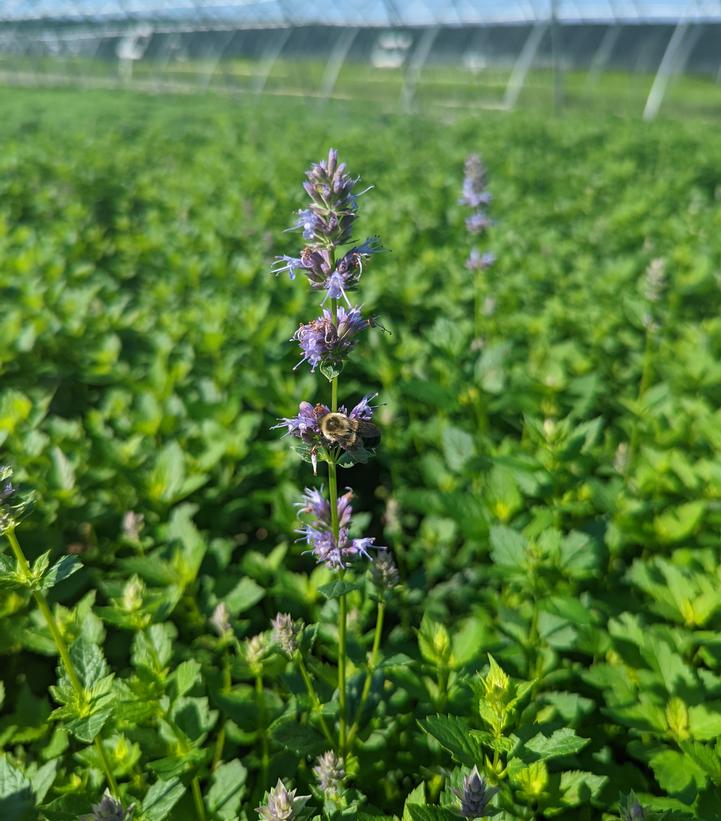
[1,87,721,821]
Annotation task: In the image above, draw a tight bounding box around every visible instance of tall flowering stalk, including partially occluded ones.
[274,149,385,757]
[0,466,119,796]
[459,154,495,343]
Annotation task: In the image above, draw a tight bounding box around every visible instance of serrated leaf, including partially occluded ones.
[442,426,475,472]
[489,526,526,568]
[69,639,108,689]
[268,716,325,757]
[208,758,247,819]
[224,576,265,615]
[173,660,201,698]
[689,702,721,741]
[41,555,81,592]
[524,728,590,761]
[649,749,707,794]
[0,756,35,821]
[319,361,342,382]
[407,807,458,821]
[317,580,362,599]
[417,715,482,767]
[171,697,216,743]
[559,770,607,805]
[142,778,186,821]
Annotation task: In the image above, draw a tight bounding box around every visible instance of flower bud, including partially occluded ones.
[271,612,300,656]
[313,750,345,795]
[453,766,498,818]
[81,790,135,821]
[257,779,311,821]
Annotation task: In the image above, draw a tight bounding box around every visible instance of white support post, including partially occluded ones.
[320,27,359,101]
[643,20,701,120]
[200,28,237,89]
[586,24,621,87]
[252,28,292,94]
[503,21,548,110]
[401,25,440,113]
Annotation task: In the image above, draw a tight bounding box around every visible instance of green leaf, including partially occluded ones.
[317,580,362,600]
[489,526,527,568]
[653,501,705,545]
[148,442,186,503]
[407,808,457,821]
[559,770,607,805]
[679,741,721,783]
[649,749,707,794]
[319,361,342,382]
[524,728,590,761]
[69,639,108,689]
[172,660,201,698]
[207,759,247,819]
[142,778,186,821]
[171,697,216,743]
[417,715,483,767]
[40,555,81,592]
[689,703,721,741]
[442,427,475,472]
[132,624,173,675]
[0,756,35,821]
[268,716,325,757]
[224,576,265,615]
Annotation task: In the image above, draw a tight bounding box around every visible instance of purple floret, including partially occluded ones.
[292,306,375,372]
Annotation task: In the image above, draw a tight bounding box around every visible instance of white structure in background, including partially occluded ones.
[116,24,153,82]
[371,31,412,69]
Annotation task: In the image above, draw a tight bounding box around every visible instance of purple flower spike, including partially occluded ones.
[459,154,488,208]
[466,249,496,271]
[296,485,381,570]
[272,401,327,445]
[348,393,378,421]
[465,212,491,235]
[292,306,375,373]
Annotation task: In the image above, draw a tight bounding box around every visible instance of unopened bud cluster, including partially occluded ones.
[81,790,135,821]
[453,766,498,818]
[257,779,310,821]
[313,750,345,795]
[271,612,301,656]
[0,465,32,535]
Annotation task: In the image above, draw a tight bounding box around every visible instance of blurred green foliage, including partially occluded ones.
[1,87,721,819]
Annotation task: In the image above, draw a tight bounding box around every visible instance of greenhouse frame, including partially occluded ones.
[1,1,720,117]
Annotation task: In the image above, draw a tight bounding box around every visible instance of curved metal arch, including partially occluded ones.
[320,26,359,101]
[503,20,549,109]
[643,19,703,119]
[252,26,291,94]
[401,24,441,113]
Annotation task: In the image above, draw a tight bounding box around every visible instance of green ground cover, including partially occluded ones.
[1,88,721,819]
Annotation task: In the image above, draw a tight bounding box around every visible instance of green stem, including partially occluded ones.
[338,582,347,755]
[6,527,119,797]
[296,654,334,745]
[161,708,206,821]
[629,328,654,465]
[347,600,385,748]
[255,672,269,784]
[191,777,207,821]
[211,648,231,771]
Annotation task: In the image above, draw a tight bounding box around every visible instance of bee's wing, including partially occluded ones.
[355,420,381,437]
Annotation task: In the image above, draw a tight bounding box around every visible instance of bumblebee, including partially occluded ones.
[317,411,381,450]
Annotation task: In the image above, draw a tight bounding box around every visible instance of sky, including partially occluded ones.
[1,0,719,25]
